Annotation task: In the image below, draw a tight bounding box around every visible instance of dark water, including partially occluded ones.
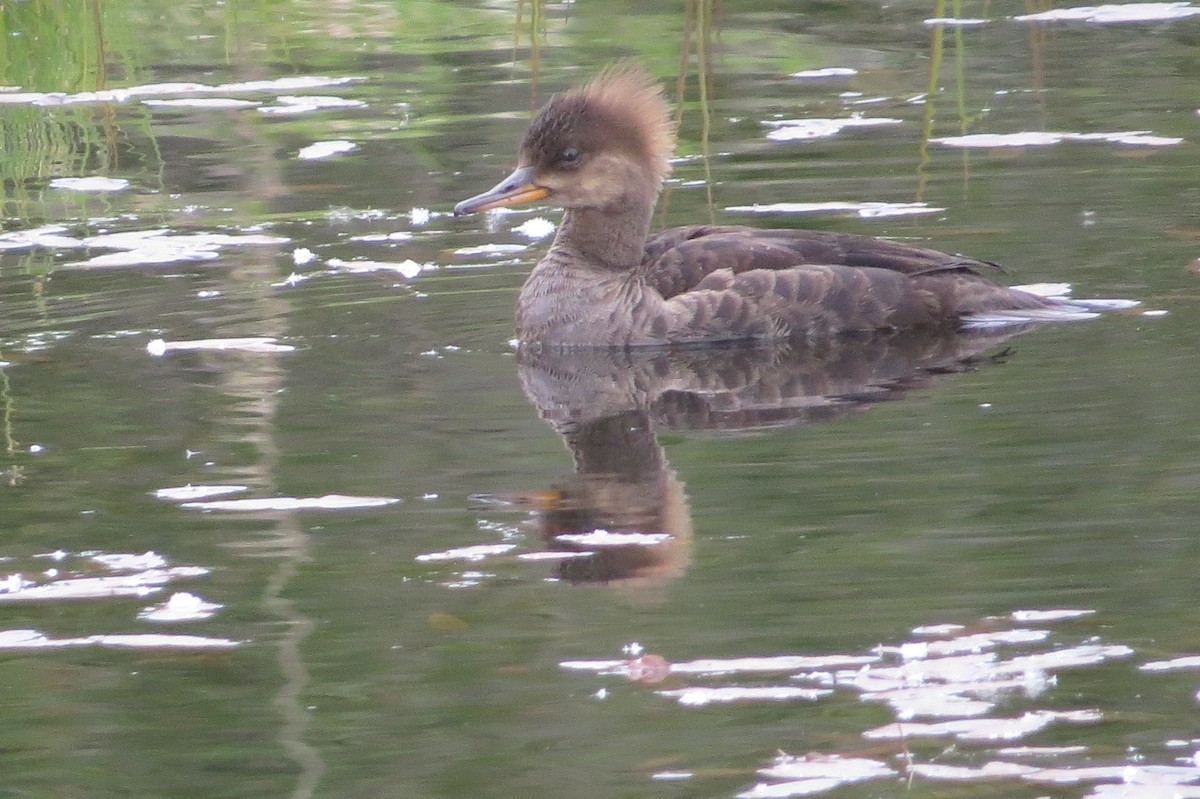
[2,2,1199,797]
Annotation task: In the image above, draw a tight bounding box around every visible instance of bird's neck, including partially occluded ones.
[548,195,655,271]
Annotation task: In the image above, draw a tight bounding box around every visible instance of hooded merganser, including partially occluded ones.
[455,64,1125,348]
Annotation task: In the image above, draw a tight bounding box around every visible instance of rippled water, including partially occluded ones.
[2,2,1199,797]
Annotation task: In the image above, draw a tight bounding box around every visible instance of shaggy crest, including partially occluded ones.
[526,62,676,183]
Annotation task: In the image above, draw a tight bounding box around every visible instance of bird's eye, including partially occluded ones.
[560,146,582,167]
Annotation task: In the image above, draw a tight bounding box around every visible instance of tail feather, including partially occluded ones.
[964,306,1101,329]
[969,282,1140,328]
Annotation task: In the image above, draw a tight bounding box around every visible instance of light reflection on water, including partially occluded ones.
[1,1,1198,797]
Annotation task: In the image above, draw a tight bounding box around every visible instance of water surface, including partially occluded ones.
[1,2,1199,797]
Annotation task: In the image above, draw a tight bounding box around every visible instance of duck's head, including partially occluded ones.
[454,63,675,217]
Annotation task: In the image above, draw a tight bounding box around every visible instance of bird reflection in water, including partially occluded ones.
[478,326,1039,594]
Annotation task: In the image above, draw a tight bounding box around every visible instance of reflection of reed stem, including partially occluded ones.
[662,0,717,227]
[0,361,20,486]
[90,0,107,89]
[660,0,697,229]
[916,0,945,202]
[1,362,15,456]
[952,0,970,188]
[695,0,715,225]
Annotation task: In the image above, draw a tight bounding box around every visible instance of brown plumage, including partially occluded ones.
[454,63,1116,348]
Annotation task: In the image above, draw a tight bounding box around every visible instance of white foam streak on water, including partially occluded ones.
[911,623,966,636]
[92,552,167,571]
[326,257,432,278]
[48,176,130,192]
[934,131,1183,148]
[559,659,628,672]
[860,686,999,719]
[258,95,366,115]
[738,755,895,798]
[61,229,290,269]
[726,201,944,218]
[0,567,209,602]
[996,745,1092,756]
[554,531,672,547]
[0,629,238,649]
[1089,784,1200,798]
[1139,655,1200,672]
[511,217,557,239]
[888,628,1051,658]
[1014,3,1200,24]
[911,761,1040,780]
[657,686,832,707]
[453,244,527,257]
[143,98,261,109]
[147,337,295,356]
[516,551,596,561]
[670,654,879,675]
[791,67,858,78]
[763,116,903,141]
[0,224,86,251]
[863,709,1103,741]
[1002,643,1135,671]
[1012,608,1097,622]
[182,494,400,512]
[1025,764,1200,784]
[561,611,1193,795]
[924,16,991,24]
[414,544,518,563]
[297,139,357,160]
[0,76,363,107]
[138,592,222,622]
[155,485,249,501]
[759,755,895,781]
[348,232,414,242]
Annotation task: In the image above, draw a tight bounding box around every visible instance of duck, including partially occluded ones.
[454,63,1122,349]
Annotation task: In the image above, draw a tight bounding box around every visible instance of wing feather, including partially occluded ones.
[641,224,1002,299]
